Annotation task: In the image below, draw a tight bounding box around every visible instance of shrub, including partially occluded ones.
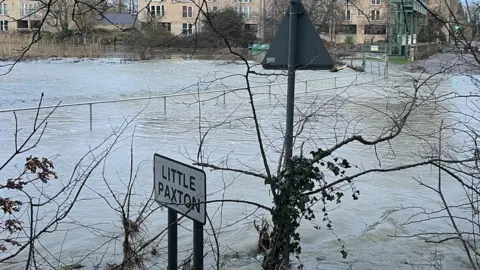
[344,35,356,45]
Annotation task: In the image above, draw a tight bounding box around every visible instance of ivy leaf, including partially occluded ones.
[341,250,348,259]
[341,159,351,168]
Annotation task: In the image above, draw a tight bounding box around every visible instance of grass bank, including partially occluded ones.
[0,34,113,60]
[365,56,410,65]
[387,57,410,64]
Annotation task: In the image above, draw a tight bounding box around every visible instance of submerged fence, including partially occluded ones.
[0,60,388,131]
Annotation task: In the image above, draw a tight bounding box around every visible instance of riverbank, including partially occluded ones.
[0,42,264,62]
[364,56,410,64]
[0,32,265,61]
[0,34,107,61]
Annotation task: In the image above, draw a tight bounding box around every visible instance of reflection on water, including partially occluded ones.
[0,59,472,269]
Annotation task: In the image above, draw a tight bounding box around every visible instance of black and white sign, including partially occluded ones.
[153,154,206,224]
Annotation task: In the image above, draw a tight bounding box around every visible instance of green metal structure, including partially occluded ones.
[388,0,428,56]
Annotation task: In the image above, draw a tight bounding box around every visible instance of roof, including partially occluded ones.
[102,13,137,25]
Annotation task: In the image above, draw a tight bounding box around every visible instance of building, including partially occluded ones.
[309,0,389,44]
[0,0,100,33]
[428,0,458,40]
[0,0,461,47]
[261,0,389,44]
[137,0,199,35]
[136,0,263,38]
[340,0,389,43]
[0,0,264,37]
[0,0,44,32]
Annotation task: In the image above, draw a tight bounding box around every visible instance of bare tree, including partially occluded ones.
[262,0,345,42]
[167,4,477,269]
[0,94,143,269]
[376,2,480,270]
[4,0,480,269]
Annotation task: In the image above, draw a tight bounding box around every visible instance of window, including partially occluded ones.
[0,20,7,31]
[22,3,36,16]
[182,6,193,17]
[371,0,381,4]
[182,23,192,35]
[240,6,253,18]
[206,0,217,2]
[150,5,165,17]
[316,24,329,34]
[207,6,218,12]
[0,3,7,15]
[245,24,257,32]
[364,25,386,34]
[336,24,357,34]
[370,10,380,20]
[160,22,171,31]
[239,0,252,2]
[345,9,351,21]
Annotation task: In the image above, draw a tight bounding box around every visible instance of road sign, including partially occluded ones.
[261,0,334,70]
[153,154,206,224]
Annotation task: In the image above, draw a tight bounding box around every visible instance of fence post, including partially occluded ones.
[305,81,308,93]
[223,91,226,104]
[355,74,358,85]
[89,103,93,131]
[334,76,337,88]
[268,85,271,98]
[163,97,167,115]
[385,55,389,78]
[378,62,380,76]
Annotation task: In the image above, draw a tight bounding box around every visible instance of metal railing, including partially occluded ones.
[361,43,388,54]
[0,65,387,131]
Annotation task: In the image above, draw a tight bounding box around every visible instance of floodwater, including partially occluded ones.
[0,56,475,269]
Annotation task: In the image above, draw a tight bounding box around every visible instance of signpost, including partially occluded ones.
[261,0,333,266]
[153,154,206,270]
[261,0,334,162]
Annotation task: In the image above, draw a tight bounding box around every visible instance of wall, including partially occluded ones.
[411,42,441,60]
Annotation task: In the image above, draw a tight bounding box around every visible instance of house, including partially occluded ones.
[0,0,460,46]
[0,0,43,32]
[339,0,389,43]
[136,0,263,38]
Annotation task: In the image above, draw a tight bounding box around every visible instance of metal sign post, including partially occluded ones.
[261,0,334,266]
[193,220,203,268]
[154,154,207,270]
[167,209,177,270]
[262,0,335,162]
[285,0,298,162]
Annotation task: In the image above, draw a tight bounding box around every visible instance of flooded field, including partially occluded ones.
[0,57,474,269]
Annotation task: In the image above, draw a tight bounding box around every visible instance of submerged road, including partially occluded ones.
[408,52,480,75]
